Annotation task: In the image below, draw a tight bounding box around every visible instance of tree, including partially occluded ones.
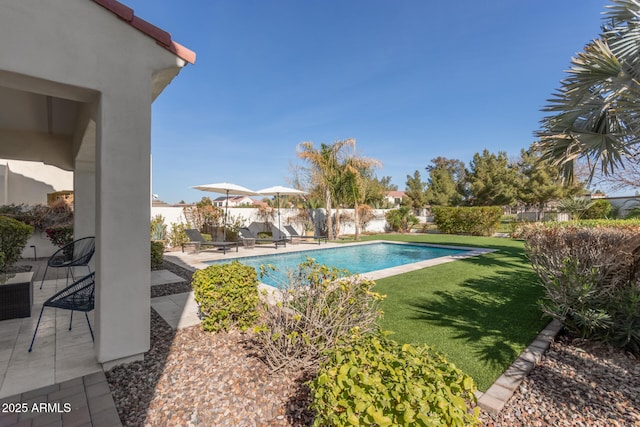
[342,150,382,240]
[424,157,466,206]
[467,150,519,206]
[516,145,582,219]
[297,139,355,240]
[536,0,640,182]
[404,170,427,213]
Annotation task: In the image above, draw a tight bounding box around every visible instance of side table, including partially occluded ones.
[0,271,34,320]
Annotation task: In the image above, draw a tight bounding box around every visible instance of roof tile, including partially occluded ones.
[92,0,195,64]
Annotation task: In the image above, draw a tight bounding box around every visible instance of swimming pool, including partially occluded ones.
[205,242,469,288]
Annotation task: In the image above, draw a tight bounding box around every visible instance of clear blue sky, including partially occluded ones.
[123,0,607,203]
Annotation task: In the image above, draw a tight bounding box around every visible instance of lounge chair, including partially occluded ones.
[40,236,95,289]
[182,229,239,254]
[284,225,328,245]
[29,273,95,352]
[238,227,286,249]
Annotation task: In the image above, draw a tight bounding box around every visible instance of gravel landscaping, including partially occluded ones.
[106,260,640,426]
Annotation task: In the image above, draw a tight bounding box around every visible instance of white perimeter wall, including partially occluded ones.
[152,207,392,235]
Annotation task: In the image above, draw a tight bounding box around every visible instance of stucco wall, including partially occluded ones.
[0,160,73,205]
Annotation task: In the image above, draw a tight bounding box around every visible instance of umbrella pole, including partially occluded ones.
[224,190,228,241]
[277,193,281,240]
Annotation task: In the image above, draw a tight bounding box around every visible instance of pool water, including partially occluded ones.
[205,242,466,288]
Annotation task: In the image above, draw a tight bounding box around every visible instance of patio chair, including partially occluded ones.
[29,272,95,352]
[181,229,238,254]
[284,225,328,245]
[238,227,286,249]
[39,236,95,289]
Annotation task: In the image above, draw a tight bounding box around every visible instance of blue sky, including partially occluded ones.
[124,0,607,203]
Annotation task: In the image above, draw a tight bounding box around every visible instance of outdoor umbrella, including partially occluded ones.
[256,185,308,240]
[192,182,258,241]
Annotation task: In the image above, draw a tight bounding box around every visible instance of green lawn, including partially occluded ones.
[359,233,548,391]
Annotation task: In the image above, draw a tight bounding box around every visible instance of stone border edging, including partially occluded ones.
[477,319,564,414]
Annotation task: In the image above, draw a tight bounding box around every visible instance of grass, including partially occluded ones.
[358,233,548,391]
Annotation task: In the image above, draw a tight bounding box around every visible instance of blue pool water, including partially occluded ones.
[205,242,466,288]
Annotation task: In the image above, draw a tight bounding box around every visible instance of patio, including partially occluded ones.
[0,260,101,399]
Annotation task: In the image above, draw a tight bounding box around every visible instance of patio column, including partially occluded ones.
[95,84,151,368]
[73,160,95,239]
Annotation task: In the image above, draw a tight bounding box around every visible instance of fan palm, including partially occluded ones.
[537,0,640,182]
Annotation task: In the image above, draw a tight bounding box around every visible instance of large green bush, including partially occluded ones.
[192,261,259,333]
[150,241,164,270]
[432,206,502,236]
[582,199,613,219]
[254,258,385,371]
[0,216,34,272]
[385,207,418,232]
[309,331,479,427]
[167,222,189,248]
[525,225,640,352]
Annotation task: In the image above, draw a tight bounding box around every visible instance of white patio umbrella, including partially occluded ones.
[256,185,308,240]
[192,182,258,241]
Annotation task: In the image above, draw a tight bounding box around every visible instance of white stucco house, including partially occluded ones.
[0,0,195,368]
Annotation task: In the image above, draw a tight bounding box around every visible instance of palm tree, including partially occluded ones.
[297,139,355,240]
[341,149,382,240]
[536,0,640,182]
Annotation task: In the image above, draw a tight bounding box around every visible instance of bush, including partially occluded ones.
[254,258,385,371]
[309,331,479,427]
[150,240,164,270]
[45,225,73,248]
[0,216,34,272]
[582,199,613,220]
[385,207,418,232]
[0,201,73,231]
[525,225,640,352]
[192,261,259,333]
[432,206,502,236]
[150,215,167,241]
[167,222,189,248]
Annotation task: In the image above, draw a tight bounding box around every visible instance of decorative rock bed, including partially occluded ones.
[105,260,640,426]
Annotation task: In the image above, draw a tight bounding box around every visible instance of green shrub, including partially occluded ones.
[150,215,167,241]
[254,258,385,371]
[45,225,73,248]
[0,201,73,231]
[192,261,259,333]
[167,222,189,248]
[309,331,479,427]
[0,216,34,272]
[432,206,502,236]
[150,241,164,270]
[385,207,418,232]
[525,226,640,352]
[582,199,612,219]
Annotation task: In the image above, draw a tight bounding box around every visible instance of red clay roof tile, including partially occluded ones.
[92,0,195,64]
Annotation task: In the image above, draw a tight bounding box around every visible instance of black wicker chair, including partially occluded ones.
[29,272,95,352]
[40,236,95,289]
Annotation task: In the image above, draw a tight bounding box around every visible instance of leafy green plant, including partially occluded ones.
[150,214,167,241]
[150,240,164,270]
[192,261,259,333]
[385,207,418,232]
[582,199,612,219]
[167,222,189,248]
[309,330,480,427]
[45,225,73,248]
[254,258,385,371]
[0,216,34,272]
[432,206,502,236]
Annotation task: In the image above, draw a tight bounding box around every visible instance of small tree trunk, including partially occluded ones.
[354,201,360,241]
[325,188,334,240]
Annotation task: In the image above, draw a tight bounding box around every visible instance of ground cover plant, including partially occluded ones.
[359,233,547,391]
